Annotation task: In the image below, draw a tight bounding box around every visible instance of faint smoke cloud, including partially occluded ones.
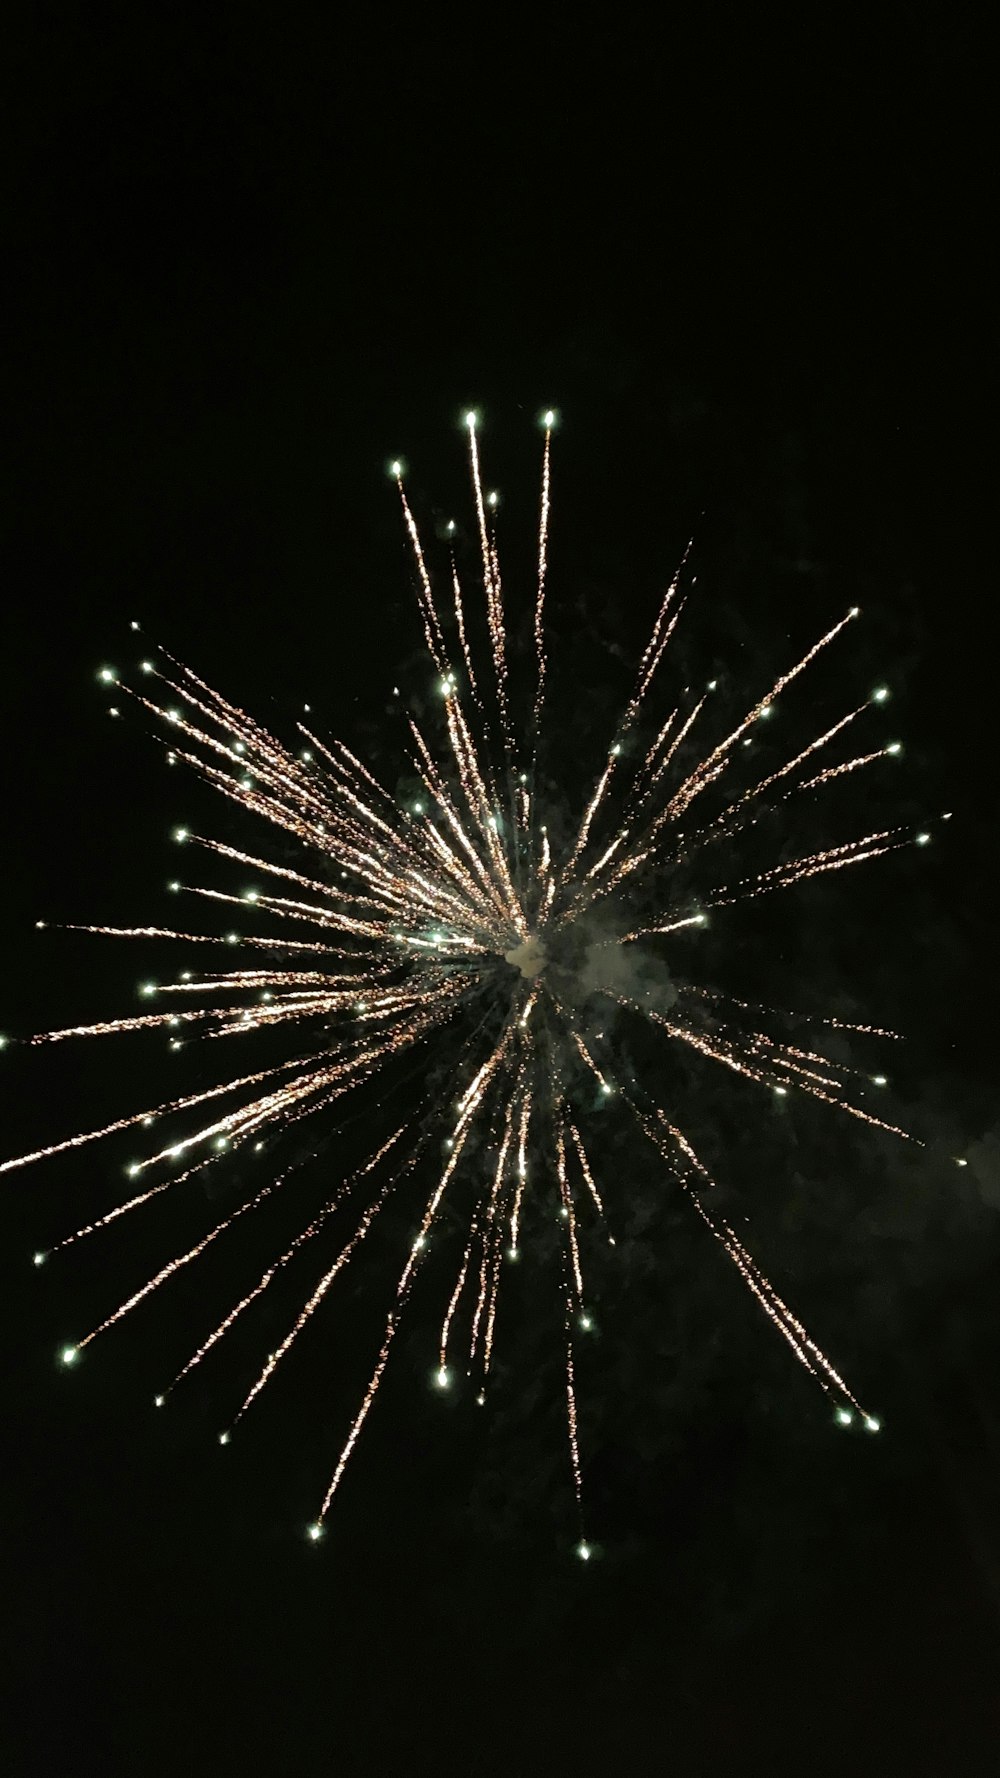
[505,936,548,980]
[574,936,678,1013]
[966,1130,1000,1210]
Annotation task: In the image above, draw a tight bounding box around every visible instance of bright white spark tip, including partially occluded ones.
[863,1415,881,1433]
[154,1395,165,1407]
[33,1251,47,1267]
[774,1086,788,1097]
[476,1392,486,1406]
[435,1367,451,1389]
[464,410,478,430]
[579,1314,593,1331]
[307,1522,324,1542]
[218,1431,230,1445]
[173,827,188,844]
[886,742,902,756]
[576,1541,592,1562]
[955,1157,968,1168]
[835,1407,853,1425]
[872,1075,888,1087]
[915,832,931,846]
[872,686,890,703]
[60,1346,78,1367]
[540,409,557,428]
[98,667,117,683]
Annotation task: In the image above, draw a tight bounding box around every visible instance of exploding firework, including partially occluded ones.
[2,409,946,1545]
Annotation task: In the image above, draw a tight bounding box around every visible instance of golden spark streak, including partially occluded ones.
[77,1179,280,1350]
[680,983,903,1041]
[629,998,918,1144]
[708,829,907,907]
[563,758,616,879]
[0,1054,326,1176]
[667,609,859,821]
[173,1131,410,1393]
[319,1309,402,1518]
[556,1116,584,1300]
[466,414,512,747]
[451,562,481,707]
[533,422,552,733]
[568,1123,605,1218]
[470,1104,514,1361]
[620,546,691,732]
[234,1166,399,1421]
[644,1113,864,1411]
[396,474,449,674]
[709,705,870,837]
[564,1293,584,1515]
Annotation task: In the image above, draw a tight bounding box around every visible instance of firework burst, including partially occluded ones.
[3,410,947,1545]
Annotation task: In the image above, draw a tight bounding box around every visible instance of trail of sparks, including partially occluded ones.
[532,418,553,737]
[168,1130,411,1397]
[6,416,932,1539]
[642,1110,864,1412]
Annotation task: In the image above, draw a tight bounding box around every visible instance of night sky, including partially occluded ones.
[3,9,997,1774]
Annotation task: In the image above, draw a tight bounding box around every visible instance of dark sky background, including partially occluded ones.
[3,7,997,1775]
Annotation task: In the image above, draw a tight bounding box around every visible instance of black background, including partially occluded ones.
[3,7,997,1774]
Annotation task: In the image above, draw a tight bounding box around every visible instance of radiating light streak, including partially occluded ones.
[533,418,553,734]
[666,609,859,822]
[172,1132,411,1395]
[563,1286,584,1523]
[466,411,512,749]
[76,1177,281,1351]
